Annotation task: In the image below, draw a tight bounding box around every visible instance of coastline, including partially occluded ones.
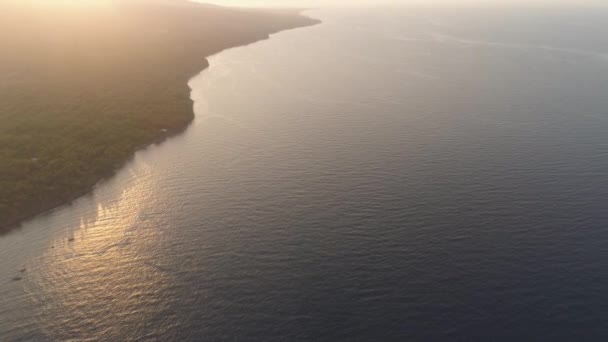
[0,3,320,234]
[1,113,193,234]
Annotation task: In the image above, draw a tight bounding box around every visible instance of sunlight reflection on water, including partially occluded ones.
[18,161,178,339]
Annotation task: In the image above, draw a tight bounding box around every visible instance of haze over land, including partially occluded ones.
[0,0,317,230]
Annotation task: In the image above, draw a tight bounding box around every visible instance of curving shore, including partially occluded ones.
[0,0,320,233]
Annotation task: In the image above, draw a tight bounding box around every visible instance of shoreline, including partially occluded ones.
[1,113,194,235]
[1,4,320,234]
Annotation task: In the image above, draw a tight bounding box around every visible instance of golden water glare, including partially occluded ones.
[20,159,179,338]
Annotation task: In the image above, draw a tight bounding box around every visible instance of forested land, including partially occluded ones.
[0,0,318,230]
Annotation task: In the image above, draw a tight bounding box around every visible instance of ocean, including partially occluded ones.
[2,7,608,341]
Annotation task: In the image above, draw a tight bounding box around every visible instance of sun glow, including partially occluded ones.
[16,0,114,7]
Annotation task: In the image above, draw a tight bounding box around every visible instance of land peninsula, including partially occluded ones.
[0,0,319,231]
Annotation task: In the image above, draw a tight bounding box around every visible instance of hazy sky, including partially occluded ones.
[198,0,606,8]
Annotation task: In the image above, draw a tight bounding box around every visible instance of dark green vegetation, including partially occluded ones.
[0,0,318,230]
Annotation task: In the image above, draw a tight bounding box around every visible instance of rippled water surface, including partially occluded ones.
[2,8,608,341]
